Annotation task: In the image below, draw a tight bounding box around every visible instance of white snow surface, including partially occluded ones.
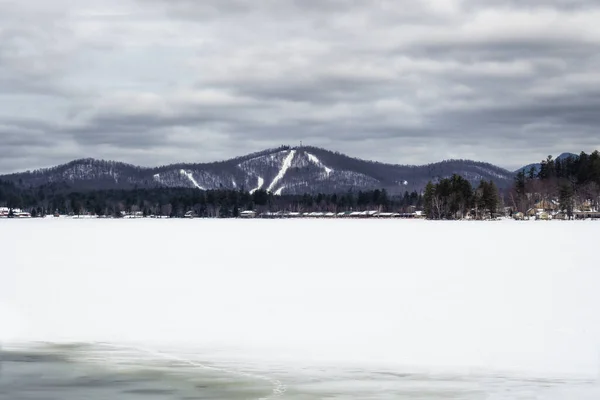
[179,169,205,190]
[249,176,264,194]
[266,150,296,192]
[306,152,333,175]
[274,186,285,195]
[2,219,600,398]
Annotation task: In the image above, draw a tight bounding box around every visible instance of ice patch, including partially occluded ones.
[95,343,286,399]
[267,150,296,192]
[306,152,333,176]
[179,169,205,190]
[250,177,265,194]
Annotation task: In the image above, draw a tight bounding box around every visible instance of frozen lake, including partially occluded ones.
[1,218,600,399]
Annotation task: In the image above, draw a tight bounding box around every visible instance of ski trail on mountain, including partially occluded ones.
[94,342,286,399]
[267,150,296,192]
[180,170,205,190]
[274,186,285,195]
[306,152,333,176]
[250,177,264,194]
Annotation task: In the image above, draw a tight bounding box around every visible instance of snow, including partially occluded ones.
[306,152,333,175]
[266,150,296,192]
[274,186,285,195]
[179,169,205,190]
[2,219,600,398]
[250,176,264,194]
[232,179,237,188]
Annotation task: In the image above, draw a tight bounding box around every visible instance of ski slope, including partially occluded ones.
[306,152,333,176]
[179,169,205,190]
[250,176,264,194]
[266,150,296,192]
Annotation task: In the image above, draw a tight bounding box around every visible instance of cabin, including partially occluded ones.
[240,210,257,218]
[534,199,558,212]
[513,212,525,220]
[553,211,568,220]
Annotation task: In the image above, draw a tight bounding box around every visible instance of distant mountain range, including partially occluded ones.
[0,146,520,194]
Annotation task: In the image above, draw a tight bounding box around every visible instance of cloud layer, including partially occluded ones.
[1,0,600,173]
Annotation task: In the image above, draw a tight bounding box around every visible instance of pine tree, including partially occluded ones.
[558,183,574,219]
[423,181,436,219]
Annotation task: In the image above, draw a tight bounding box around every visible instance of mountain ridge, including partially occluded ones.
[1,146,516,194]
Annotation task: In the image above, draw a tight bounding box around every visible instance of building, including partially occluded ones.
[240,210,257,218]
[184,211,197,218]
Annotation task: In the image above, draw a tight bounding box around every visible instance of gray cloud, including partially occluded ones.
[1,0,600,174]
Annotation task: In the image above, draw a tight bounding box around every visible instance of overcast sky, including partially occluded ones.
[1,0,600,173]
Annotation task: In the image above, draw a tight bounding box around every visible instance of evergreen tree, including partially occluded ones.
[423,181,436,219]
[558,183,574,219]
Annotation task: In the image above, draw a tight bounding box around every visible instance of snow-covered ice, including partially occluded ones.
[2,219,600,399]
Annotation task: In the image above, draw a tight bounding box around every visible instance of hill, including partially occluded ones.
[1,146,515,194]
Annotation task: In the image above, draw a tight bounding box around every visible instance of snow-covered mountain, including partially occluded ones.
[1,146,515,194]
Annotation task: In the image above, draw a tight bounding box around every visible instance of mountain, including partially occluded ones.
[515,152,579,174]
[0,146,515,194]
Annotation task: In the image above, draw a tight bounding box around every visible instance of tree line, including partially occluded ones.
[423,175,500,219]
[510,150,600,217]
[0,180,423,217]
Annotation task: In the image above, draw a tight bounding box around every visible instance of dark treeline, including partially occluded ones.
[0,180,423,217]
[510,150,600,217]
[423,174,500,219]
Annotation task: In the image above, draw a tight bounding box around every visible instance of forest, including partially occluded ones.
[509,150,600,217]
[0,180,422,218]
[422,175,500,219]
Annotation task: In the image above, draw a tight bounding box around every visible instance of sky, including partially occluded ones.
[1,0,600,174]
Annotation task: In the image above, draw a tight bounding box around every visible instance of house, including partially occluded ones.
[535,211,550,220]
[0,207,30,218]
[240,210,256,218]
[534,199,558,212]
[513,212,525,220]
[553,211,568,220]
